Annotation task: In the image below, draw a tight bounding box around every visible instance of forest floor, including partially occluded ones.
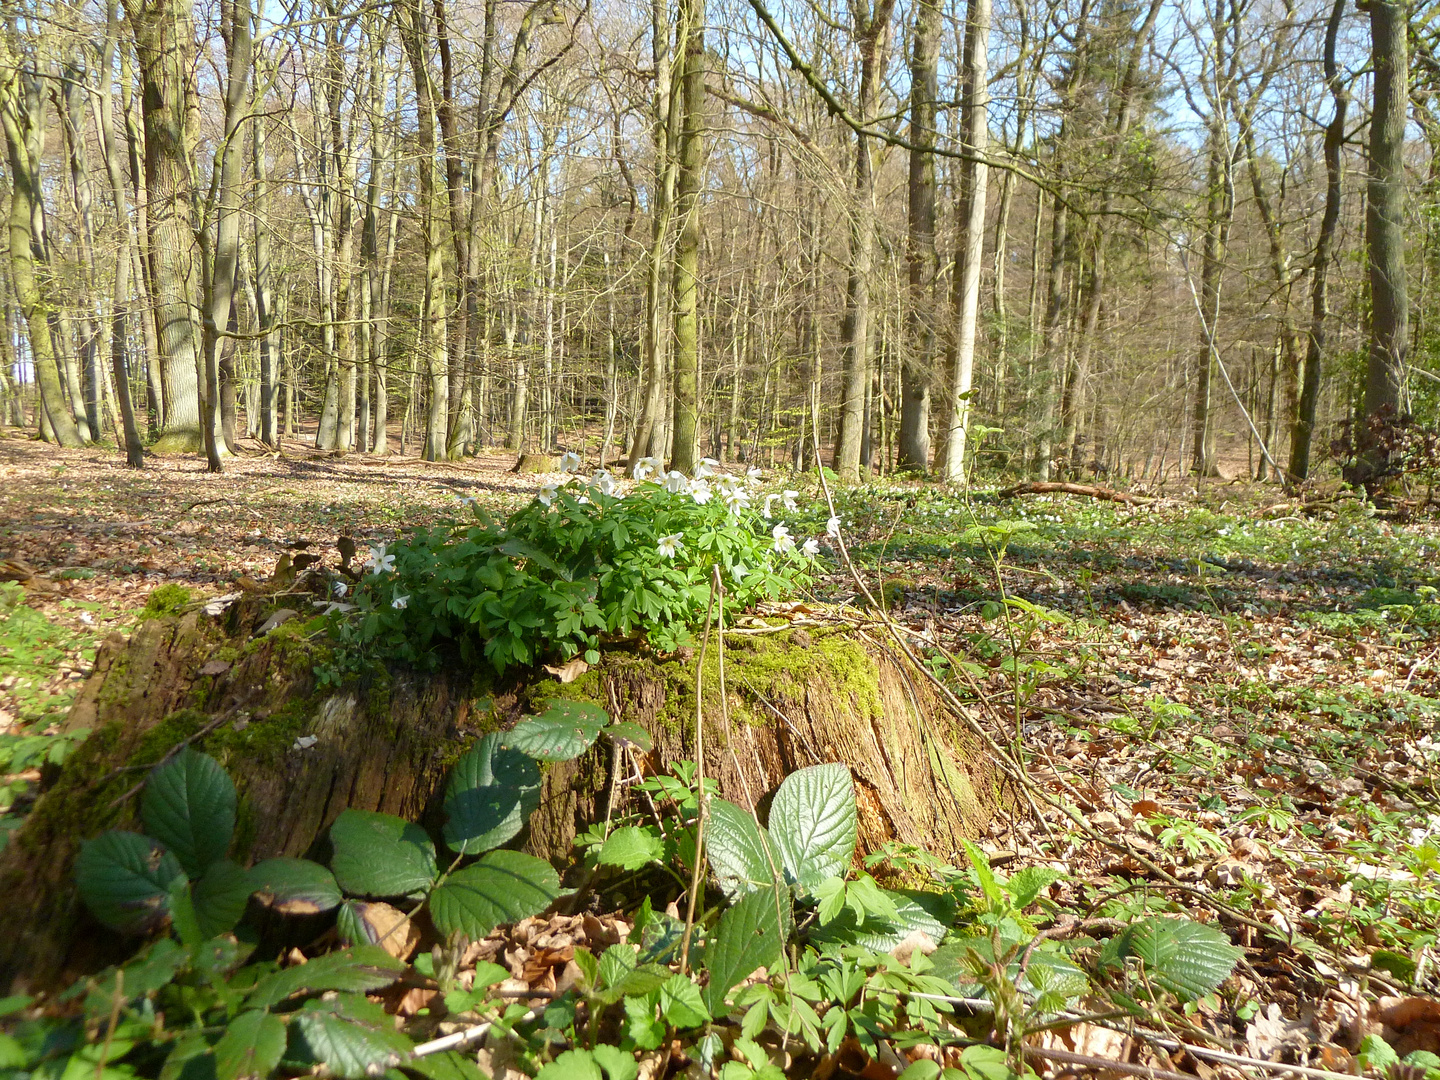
[3,430,1440,1072]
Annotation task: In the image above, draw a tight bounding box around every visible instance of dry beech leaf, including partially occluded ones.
[542,657,589,683]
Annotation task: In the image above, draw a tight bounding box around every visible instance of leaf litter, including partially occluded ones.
[4,435,1440,1078]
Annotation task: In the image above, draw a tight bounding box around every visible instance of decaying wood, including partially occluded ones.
[0,601,994,993]
[996,480,1153,505]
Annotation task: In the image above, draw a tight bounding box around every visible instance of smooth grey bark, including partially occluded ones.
[941,0,991,482]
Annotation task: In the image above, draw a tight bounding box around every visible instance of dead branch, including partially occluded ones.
[996,481,1154,505]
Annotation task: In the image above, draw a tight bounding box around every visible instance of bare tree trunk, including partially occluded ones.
[1290,0,1347,482]
[1361,0,1409,445]
[196,0,252,473]
[397,0,451,461]
[668,0,705,475]
[94,0,146,466]
[127,0,202,452]
[941,0,990,482]
[898,0,938,472]
[832,0,898,482]
[0,53,83,447]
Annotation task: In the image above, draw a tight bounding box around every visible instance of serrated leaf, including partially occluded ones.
[75,830,185,934]
[286,993,411,1079]
[596,827,664,870]
[1114,917,1243,1002]
[767,764,856,890]
[658,974,710,1029]
[214,1010,286,1080]
[504,701,609,761]
[702,884,790,1014]
[591,1044,638,1080]
[536,1049,603,1080]
[249,858,342,914]
[1004,867,1065,909]
[811,888,952,953]
[329,810,437,898]
[403,1050,488,1080]
[192,859,252,939]
[604,722,653,752]
[443,733,542,855]
[428,851,560,941]
[706,799,781,900]
[142,749,237,878]
[246,946,406,1010]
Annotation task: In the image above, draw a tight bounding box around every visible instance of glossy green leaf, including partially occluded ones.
[74,830,185,934]
[428,850,560,941]
[706,799,780,899]
[213,1010,286,1080]
[142,749,236,878]
[286,993,411,1079]
[604,722,653,752]
[191,859,252,939]
[595,827,663,871]
[503,701,609,761]
[1113,917,1243,1002]
[246,946,406,1010]
[329,809,437,898]
[811,888,952,953]
[702,883,790,1014]
[443,732,541,855]
[768,764,856,890]
[249,857,342,914]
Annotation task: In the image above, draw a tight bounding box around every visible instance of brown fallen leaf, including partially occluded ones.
[347,901,420,961]
[543,657,589,683]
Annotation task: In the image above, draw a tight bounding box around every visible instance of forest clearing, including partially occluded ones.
[1,431,1438,1080]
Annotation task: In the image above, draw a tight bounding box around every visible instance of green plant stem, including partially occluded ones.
[678,568,719,973]
[95,967,123,1080]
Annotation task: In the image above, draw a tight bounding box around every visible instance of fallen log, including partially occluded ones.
[996,480,1152,505]
[0,598,996,993]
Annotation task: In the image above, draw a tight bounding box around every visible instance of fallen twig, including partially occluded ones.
[997,481,1153,505]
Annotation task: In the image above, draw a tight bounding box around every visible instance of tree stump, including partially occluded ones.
[0,603,995,993]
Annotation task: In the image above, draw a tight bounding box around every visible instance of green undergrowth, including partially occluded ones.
[0,583,120,847]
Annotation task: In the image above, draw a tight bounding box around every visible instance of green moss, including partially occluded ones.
[17,723,134,853]
[654,627,884,735]
[138,584,193,621]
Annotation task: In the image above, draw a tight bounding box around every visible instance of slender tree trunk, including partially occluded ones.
[1290,0,1347,482]
[0,59,83,447]
[668,0,705,475]
[1361,0,1409,443]
[397,0,450,461]
[627,0,678,471]
[197,0,251,472]
[832,2,897,482]
[94,0,145,465]
[942,0,991,482]
[898,0,939,472]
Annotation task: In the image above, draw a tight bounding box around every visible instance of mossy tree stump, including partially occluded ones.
[0,604,994,993]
